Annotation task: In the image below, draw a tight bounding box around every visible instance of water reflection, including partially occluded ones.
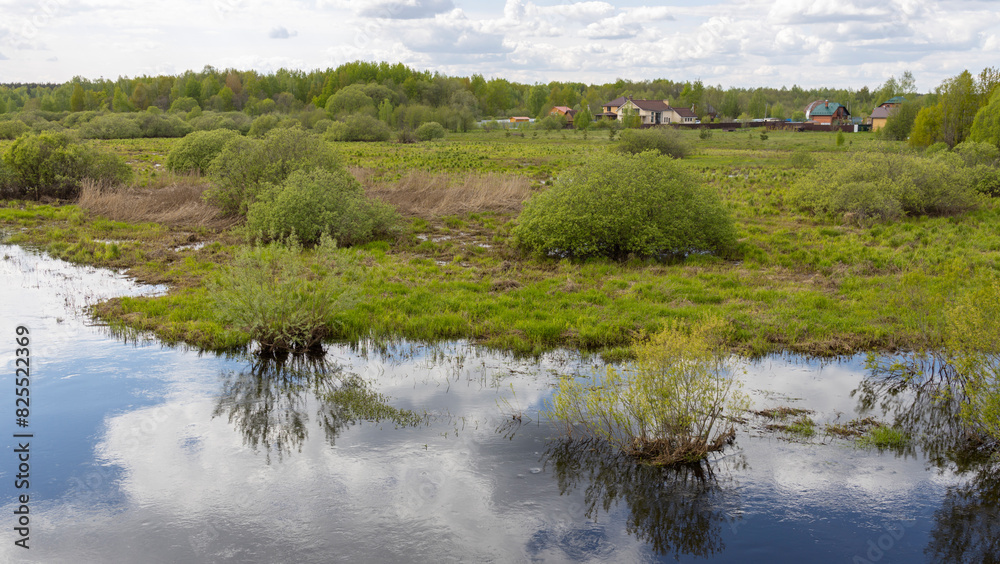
[925,458,1000,564]
[853,355,968,464]
[543,439,744,560]
[213,354,421,463]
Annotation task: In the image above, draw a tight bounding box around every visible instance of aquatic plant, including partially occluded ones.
[858,425,910,449]
[947,278,1000,444]
[546,320,748,465]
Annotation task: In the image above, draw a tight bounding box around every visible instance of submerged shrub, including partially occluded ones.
[415,121,446,141]
[165,129,241,173]
[207,127,341,216]
[212,238,357,354]
[1,132,131,200]
[547,320,748,465]
[790,146,983,224]
[246,167,400,246]
[513,151,737,260]
[616,127,690,158]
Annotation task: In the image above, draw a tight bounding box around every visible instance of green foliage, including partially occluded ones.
[836,130,845,146]
[415,121,446,141]
[575,105,593,130]
[211,238,356,354]
[926,142,949,155]
[790,147,984,223]
[324,114,392,142]
[791,110,807,122]
[546,321,748,465]
[970,88,1000,149]
[325,84,375,119]
[77,113,192,139]
[789,150,815,169]
[955,141,1000,166]
[0,119,30,140]
[248,114,281,137]
[207,127,341,216]
[616,127,690,159]
[169,97,200,113]
[698,127,712,140]
[1,132,131,199]
[878,99,921,141]
[245,168,401,247]
[165,128,241,173]
[189,111,252,134]
[536,114,567,130]
[513,151,738,260]
[947,279,1000,443]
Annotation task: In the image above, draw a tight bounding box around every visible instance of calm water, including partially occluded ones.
[1,244,996,563]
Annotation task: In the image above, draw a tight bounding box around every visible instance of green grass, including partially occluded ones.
[3,130,1000,357]
[858,425,910,449]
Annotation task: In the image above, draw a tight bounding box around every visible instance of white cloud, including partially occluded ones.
[269,26,298,39]
[356,0,455,19]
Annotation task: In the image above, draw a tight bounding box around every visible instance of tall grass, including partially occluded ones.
[77,176,231,228]
[363,170,533,216]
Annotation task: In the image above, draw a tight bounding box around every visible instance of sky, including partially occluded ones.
[1,0,999,92]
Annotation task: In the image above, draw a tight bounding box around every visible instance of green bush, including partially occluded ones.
[248,114,281,138]
[207,127,341,216]
[211,238,357,354]
[1,132,131,199]
[616,127,690,159]
[790,147,984,223]
[0,119,30,140]
[169,97,200,113]
[323,114,392,142]
[189,111,252,134]
[536,114,567,131]
[246,168,400,246]
[789,150,816,169]
[926,141,949,155]
[513,151,738,260]
[165,129,241,173]
[415,121,446,141]
[78,114,143,139]
[546,320,748,465]
[954,141,1000,167]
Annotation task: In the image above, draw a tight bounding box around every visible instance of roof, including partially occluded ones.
[870,106,895,119]
[672,107,697,118]
[603,96,628,108]
[806,100,849,117]
[880,96,907,106]
[626,99,670,111]
[551,106,576,116]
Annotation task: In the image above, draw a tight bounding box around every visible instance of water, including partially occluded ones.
[1,244,996,563]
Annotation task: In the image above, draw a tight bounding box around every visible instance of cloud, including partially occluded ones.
[357,0,455,20]
[269,26,298,39]
[0,51,8,60]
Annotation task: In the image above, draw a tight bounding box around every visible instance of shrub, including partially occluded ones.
[926,141,949,155]
[207,127,341,216]
[954,141,1000,167]
[165,129,241,173]
[248,114,281,138]
[211,238,357,354]
[546,320,748,465]
[536,114,566,130]
[1,132,131,200]
[616,127,690,159]
[415,121,446,141]
[789,150,816,169]
[836,130,845,146]
[323,114,392,142]
[246,168,400,246]
[312,118,334,134]
[189,111,252,134]
[513,151,737,260]
[169,97,200,113]
[78,114,142,139]
[790,147,983,224]
[0,119,30,140]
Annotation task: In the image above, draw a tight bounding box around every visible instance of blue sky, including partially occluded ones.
[1,0,998,91]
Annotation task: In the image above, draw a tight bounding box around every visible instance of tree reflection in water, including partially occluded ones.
[213,353,421,463]
[542,439,744,560]
[925,457,1000,564]
[858,355,1000,563]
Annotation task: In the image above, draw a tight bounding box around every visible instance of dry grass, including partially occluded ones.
[360,169,534,217]
[78,175,234,229]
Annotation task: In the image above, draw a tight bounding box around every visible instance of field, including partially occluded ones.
[2,127,998,358]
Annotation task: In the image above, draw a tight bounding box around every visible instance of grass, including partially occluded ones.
[858,425,911,449]
[2,129,999,357]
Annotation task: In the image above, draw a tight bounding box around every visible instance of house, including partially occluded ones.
[805,100,850,124]
[614,98,699,125]
[550,106,577,126]
[869,96,906,131]
[509,116,531,123]
[598,96,628,119]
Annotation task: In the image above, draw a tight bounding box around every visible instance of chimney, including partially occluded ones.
[825,100,829,108]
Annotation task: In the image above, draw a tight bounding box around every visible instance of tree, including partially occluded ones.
[720,89,740,120]
[747,89,767,119]
[575,103,593,130]
[880,98,921,141]
[526,84,548,118]
[770,102,786,120]
[970,88,1000,149]
[938,70,979,147]
[70,83,85,112]
[324,84,374,118]
[112,87,135,112]
[910,105,943,147]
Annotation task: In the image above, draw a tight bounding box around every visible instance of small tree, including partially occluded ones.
[415,121,446,141]
[616,127,690,159]
[574,104,593,130]
[970,88,1000,149]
